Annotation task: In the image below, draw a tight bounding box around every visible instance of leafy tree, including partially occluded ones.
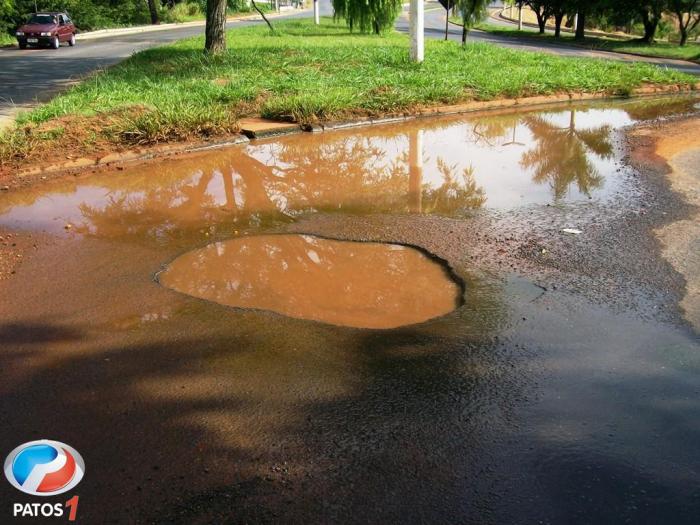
[524,0,553,34]
[147,0,160,24]
[332,0,403,34]
[636,0,667,42]
[604,0,666,42]
[668,0,700,45]
[456,0,488,44]
[2,0,153,32]
[549,0,568,38]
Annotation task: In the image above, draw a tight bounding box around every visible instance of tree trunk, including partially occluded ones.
[673,5,700,47]
[445,7,449,40]
[536,12,546,34]
[554,13,564,38]
[205,0,228,53]
[147,0,160,25]
[639,9,658,43]
[575,10,585,41]
[462,23,467,45]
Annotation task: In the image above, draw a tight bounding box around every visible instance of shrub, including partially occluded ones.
[161,2,203,23]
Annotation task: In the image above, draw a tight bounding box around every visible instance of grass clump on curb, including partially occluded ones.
[0,17,696,168]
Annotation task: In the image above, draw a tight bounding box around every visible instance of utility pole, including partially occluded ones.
[409,0,424,63]
[314,0,320,24]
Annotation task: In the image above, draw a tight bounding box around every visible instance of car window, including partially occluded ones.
[27,14,56,25]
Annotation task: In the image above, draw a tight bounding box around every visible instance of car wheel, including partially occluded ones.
[68,34,75,46]
[18,42,27,49]
[51,36,60,49]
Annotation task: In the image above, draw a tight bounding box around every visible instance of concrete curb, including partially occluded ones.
[12,85,699,180]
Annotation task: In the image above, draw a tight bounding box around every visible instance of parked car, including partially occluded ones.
[15,12,76,49]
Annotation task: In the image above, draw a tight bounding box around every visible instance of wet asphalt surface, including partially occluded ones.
[0,97,699,524]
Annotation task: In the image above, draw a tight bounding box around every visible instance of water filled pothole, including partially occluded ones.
[158,234,462,329]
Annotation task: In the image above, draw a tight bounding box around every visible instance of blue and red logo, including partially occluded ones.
[4,440,85,496]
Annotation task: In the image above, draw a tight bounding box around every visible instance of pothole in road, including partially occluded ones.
[157,234,463,329]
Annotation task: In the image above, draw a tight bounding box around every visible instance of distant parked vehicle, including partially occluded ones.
[15,12,76,49]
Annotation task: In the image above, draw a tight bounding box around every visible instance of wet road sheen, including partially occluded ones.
[0,96,699,524]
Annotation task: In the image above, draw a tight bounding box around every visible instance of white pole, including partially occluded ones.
[314,0,319,23]
[518,7,523,30]
[408,130,423,213]
[409,0,424,63]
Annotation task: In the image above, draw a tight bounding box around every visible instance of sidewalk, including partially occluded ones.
[494,7,627,41]
[491,8,700,65]
[76,7,308,42]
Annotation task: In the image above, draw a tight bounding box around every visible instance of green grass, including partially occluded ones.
[1,17,696,165]
[0,32,15,47]
[473,22,700,63]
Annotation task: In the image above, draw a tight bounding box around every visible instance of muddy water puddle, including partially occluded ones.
[0,96,698,329]
[158,234,462,329]
[2,96,697,243]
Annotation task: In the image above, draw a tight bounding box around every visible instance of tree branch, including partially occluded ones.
[251,0,275,32]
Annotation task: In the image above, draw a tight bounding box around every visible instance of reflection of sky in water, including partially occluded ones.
[247,108,632,209]
[0,101,688,239]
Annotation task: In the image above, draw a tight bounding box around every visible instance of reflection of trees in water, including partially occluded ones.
[421,159,486,213]
[520,110,612,201]
[622,96,698,121]
[76,127,487,242]
[470,114,522,147]
[404,129,486,214]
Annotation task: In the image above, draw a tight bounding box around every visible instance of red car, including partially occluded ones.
[15,12,76,49]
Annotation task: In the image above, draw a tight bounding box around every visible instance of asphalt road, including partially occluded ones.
[0,1,698,126]
[1,99,699,524]
[0,16,287,126]
[396,7,700,76]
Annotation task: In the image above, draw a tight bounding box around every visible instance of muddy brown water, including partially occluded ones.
[1,96,699,524]
[158,234,463,329]
[3,96,697,241]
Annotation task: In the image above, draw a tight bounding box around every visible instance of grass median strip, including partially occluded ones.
[0,17,696,169]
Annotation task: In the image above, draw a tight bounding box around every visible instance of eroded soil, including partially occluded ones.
[628,119,700,330]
